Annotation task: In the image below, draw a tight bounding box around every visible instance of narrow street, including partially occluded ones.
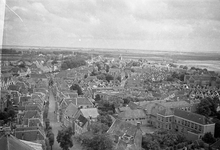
[48,88,62,150]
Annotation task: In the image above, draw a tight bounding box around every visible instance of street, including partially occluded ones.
[48,88,62,150]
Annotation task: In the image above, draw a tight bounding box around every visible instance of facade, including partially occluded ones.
[156,108,215,140]
[73,115,88,135]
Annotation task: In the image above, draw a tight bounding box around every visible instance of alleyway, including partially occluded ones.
[48,88,62,150]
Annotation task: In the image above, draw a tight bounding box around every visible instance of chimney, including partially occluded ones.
[22,133,24,140]
[137,122,141,129]
[36,132,39,141]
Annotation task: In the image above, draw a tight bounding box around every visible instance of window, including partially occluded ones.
[182,120,184,125]
[195,124,198,130]
[191,123,194,129]
[166,117,168,122]
[199,126,202,131]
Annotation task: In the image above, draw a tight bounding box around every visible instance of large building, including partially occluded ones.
[156,108,215,141]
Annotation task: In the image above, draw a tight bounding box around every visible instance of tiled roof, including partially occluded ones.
[15,130,45,142]
[80,108,99,119]
[33,88,48,95]
[211,139,220,149]
[108,119,138,136]
[0,134,35,150]
[28,118,43,127]
[30,73,47,79]
[158,108,174,116]
[118,107,146,119]
[65,103,79,118]
[157,100,191,108]
[174,109,213,125]
[24,110,41,119]
[64,97,93,106]
[8,84,20,91]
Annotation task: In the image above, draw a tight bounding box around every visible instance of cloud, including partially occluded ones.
[3,0,220,52]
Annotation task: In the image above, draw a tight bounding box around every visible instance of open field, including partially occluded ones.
[2,46,220,72]
[175,60,220,72]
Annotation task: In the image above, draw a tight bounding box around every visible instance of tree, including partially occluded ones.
[196,97,220,117]
[95,94,101,102]
[45,119,50,130]
[70,84,83,95]
[48,131,55,150]
[88,122,109,134]
[0,111,8,124]
[57,127,73,150]
[98,100,115,115]
[202,132,216,145]
[106,65,110,73]
[97,73,106,80]
[97,114,112,127]
[105,74,114,82]
[75,132,114,150]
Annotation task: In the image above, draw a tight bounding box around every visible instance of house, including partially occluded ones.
[0,133,36,150]
[76,108,99,121]
[73,115,89,135]
[63,103,79,127]
[107,119,143,150]
[211,139,220,150]
[118,106,147,125]
[140,100,194,127]
[15,127,45,142]
[156,108,215,141]
[22,110,42,127]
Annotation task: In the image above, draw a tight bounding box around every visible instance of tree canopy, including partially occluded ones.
[70,84,83,95]
[196,97,220,117]
[97,114,113,127]
[61,57,86,70]
[57,127,73,150]
[202,132,216,145]
[75,132,114,150]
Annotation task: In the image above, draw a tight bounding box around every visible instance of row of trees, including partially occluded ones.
[196,97,220,138]
[142,130,187,150]
[61,57,87,70]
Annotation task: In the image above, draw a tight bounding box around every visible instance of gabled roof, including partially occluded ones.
[158,108,174,116]
[33,88,48,94]
[15,129,45,142]
[63,97,93,106]
[211,139,220,149]
[76,115,88,127]
[65,103,79,118]
[8,84,20,91]
[118,107,146,119]
[174,109,213,125]
[30,74,47,79]
[24,110,41,119]
[80,108,99,119]
[107,119,142,150]
[28,118,43,127]
[0,134,35,150]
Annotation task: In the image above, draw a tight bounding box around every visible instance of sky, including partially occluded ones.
[2,0,220,52]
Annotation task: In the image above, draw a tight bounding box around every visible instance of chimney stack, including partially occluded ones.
[137,122,141,129]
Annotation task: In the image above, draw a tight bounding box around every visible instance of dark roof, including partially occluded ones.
[76,115,88,127]
[211,139,220,149]
[107,119,138,137]
[30,73,47,79]
[0,134,35,150]
[8,85,20,91]
[174,109,213,125]
[15,130,45,141]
